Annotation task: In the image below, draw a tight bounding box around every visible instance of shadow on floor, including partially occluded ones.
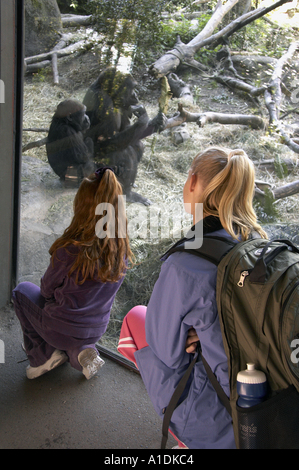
[0,305,176,450]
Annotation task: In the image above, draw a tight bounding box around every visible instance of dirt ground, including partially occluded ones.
[21,15,299,349]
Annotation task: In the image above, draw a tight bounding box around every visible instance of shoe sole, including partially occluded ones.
[78,348,105,380]
[26,351,68,379]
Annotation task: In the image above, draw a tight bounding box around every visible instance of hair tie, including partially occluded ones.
[95,166,115,181]
[227,149,246,161]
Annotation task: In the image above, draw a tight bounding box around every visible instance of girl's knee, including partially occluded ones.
[13,282,45,308]
[126,305,147,322]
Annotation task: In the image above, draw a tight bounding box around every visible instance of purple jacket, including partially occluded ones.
[40,245,125,340]
[135,229,236,449]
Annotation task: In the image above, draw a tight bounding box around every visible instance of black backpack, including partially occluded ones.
[161,235,299,449]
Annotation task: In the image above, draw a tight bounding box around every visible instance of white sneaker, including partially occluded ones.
[78,348,105,380]
[26,349,68,379]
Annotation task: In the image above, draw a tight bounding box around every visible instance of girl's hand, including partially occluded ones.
[185,327,199,354]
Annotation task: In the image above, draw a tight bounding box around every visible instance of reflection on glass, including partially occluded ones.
[21,0,299,354]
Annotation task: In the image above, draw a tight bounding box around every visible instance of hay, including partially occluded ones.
[22,45,299,352]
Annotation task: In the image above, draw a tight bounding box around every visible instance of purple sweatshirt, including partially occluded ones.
[40,245,125,340]
[134,229,236,449]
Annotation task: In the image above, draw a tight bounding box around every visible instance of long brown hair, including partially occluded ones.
[49,170,133,284]
[190,147,267,241]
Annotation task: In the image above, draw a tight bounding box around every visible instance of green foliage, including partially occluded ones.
[90,0,171,66]
[254,188,279,223]
[274,155,289,179]
[57,0,91,14]
[229,18,295,58]
[91,0,168,36]
[160,12,212,49]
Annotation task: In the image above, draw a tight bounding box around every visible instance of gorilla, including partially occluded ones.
[83,67,166,205]
[46,99,95,182]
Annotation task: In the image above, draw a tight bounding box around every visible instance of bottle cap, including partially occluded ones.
[237,363,267,384]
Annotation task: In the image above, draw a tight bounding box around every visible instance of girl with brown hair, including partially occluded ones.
[13,167,132,380]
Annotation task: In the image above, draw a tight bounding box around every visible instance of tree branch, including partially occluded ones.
[150,0,240,77]
[150,0,293,77]
[165,103,265,130]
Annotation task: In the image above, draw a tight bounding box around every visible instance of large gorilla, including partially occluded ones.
[83,67,166,205]
[46,99,95,182]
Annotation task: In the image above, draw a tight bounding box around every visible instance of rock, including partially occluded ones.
[171,125,190,145]
[25,0,62,57]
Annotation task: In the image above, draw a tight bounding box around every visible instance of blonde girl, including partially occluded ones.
[13,167,132,380]
[118,148,267,449]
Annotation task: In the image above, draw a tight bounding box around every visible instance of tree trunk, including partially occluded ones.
[264,41,299,154]
[255,180,299,203]
[150,0,240,77]
[265,41,299,124]
[25,39,88,66]
[61,14,93,27]
[165,103,265,130]
[257,158,295,172]
[150,0,293,77]
[197,111,265,129]
[24,37,93,82]
[167,73,193,103]
[215,75,266,97]
[274,181,299,200]
[22,137,49,152]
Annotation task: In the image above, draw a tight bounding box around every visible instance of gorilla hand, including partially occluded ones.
[149,110,168,133]
[130,104,147,118]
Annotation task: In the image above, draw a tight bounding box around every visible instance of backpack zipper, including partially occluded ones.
[237,270,250,287]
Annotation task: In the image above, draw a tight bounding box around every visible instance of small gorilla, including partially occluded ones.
[46,99,95,182]
[83,67,166,205]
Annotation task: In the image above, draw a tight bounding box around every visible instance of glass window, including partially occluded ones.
[21,0,299,356]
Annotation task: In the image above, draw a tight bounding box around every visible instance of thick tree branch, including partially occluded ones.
[165,103,265,130]
[150,0,293,77]
[150,0,240,77]
[24,35,94,83]
[22,137,48,152]
[264,41,299,154]
[61,14,93,27]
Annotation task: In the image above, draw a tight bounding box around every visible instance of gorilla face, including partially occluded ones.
[67,108,91,133]
[46,99,95,182]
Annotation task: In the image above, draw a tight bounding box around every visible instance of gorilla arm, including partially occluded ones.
[94,106,149,154]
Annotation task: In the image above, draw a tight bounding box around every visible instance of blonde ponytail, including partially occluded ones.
[191,147,267,241]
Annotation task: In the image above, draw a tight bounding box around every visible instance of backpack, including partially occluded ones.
[161,235,299,450]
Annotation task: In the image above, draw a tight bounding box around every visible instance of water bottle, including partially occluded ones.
[237,363,267,408]
[237,363,268,449]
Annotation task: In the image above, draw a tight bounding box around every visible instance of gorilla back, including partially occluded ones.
[83,68,167,205]
[46,99,94,182]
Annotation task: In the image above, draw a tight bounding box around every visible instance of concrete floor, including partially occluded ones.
[0,305,176,450]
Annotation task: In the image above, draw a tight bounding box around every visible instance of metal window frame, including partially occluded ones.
[0,0,24,308]
[0,0,138,374]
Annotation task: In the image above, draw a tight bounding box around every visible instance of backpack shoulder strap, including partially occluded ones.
[161,344,232,449]
[185,236,236,266]
[164,236,236,266]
